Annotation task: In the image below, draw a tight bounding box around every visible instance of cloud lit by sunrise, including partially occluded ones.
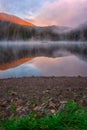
[0,0,87,27]
[32,0,87,27]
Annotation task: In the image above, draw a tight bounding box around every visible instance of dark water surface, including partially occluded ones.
[0,41,87,78]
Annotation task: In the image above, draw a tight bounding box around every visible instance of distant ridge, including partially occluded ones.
[0,12,35,27]
[0,14,87,41]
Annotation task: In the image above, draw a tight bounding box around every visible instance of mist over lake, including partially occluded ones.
[0,41,87,79]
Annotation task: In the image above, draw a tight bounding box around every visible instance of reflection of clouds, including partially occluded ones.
[0,63,42,79]
[0,55,87,78]
[32,56,87,76]
[0,41,87,78]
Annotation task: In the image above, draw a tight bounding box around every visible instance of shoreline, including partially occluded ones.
[0,76,87,80]
[0,77,87,119]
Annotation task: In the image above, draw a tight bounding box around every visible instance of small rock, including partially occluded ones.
[50,109,56,114]
[49,101,56,109]
[33,106,42,111]
[43,90,49,94]
[48,98,53,102]
[41,103,46,107]
[13,99,23,106]
[60,101,67,104]
[16,106,23,112]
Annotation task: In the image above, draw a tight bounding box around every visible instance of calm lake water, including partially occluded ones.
[0,41,87,78]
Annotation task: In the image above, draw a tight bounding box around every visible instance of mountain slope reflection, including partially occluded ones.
[0,57,34,70]
[0,55,87,79]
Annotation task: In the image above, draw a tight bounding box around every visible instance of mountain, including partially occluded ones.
[0,13,87,41]
[0,13,35,27]
[0,21,61,40]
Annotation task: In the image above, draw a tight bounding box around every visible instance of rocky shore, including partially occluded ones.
[0,77,87,120]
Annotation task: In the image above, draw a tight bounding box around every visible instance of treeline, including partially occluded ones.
[0,21,87,41]
[60,29,87,41]
[0,21,60,41]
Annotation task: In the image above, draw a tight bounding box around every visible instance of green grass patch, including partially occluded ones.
[1,101,87,130]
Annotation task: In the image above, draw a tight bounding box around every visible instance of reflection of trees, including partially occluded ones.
[0,42,87,64]
[0,46,15,64]
[64,43,87,62]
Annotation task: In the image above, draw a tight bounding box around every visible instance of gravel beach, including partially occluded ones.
[0,77,87,120]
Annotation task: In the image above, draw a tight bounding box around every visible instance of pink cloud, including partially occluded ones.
[33,0,87,27]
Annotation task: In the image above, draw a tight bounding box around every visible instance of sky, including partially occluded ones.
[0,0,87,27]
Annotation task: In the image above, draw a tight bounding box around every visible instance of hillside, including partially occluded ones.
[0,13,35,27]
[0,13,87,41]
[0,21,60,40]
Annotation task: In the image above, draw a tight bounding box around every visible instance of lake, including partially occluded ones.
[0,41,87,78]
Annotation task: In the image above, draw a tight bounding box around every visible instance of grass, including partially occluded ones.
[11,104,17,112]
[1,101,87,130]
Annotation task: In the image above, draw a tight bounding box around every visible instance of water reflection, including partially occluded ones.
[0,41,87,64]
[0,57,34,70]
[0,41,87,78]
[0,55,87,79]
[33,56,87,76]
[0,62,42,79]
